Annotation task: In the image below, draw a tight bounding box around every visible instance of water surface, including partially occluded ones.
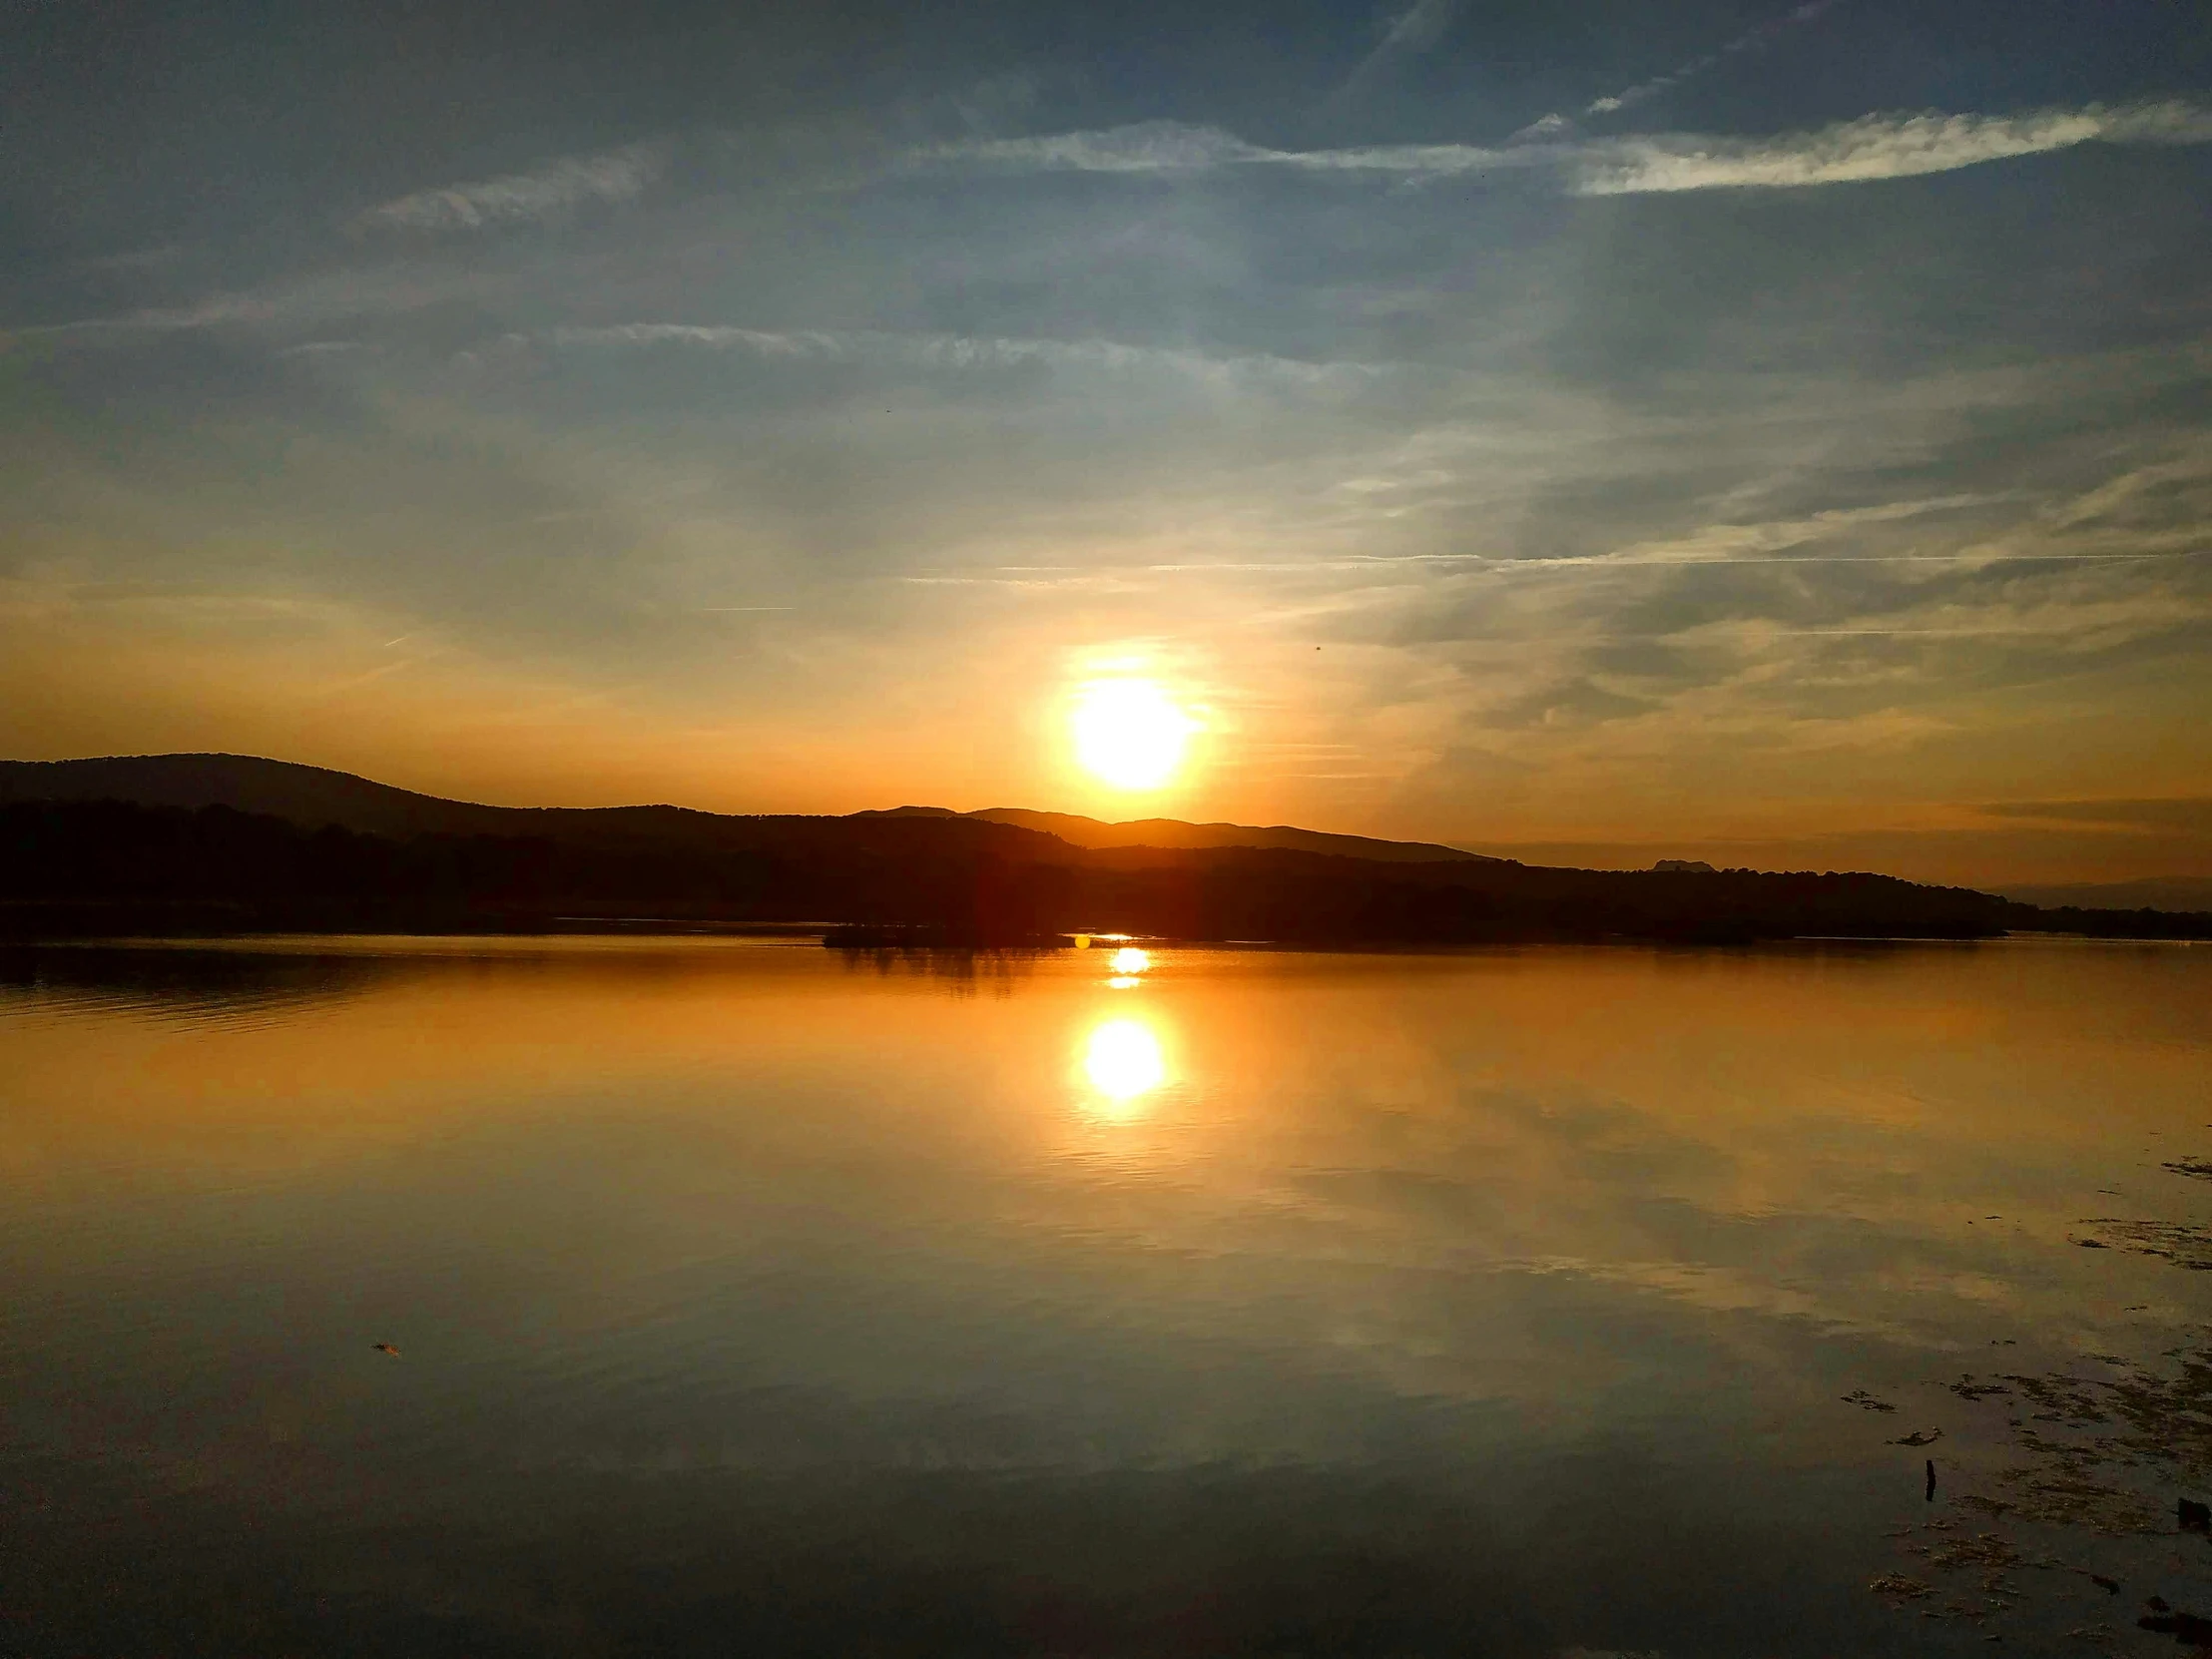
[3,936,2209,1656]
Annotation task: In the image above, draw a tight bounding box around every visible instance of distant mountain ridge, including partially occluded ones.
[855,804,1496,864]
[1998,876,2212,911]
[1,754,1500,864]
[0,754,525,837]
[8,753,2206,945]
[6,754,2207,948]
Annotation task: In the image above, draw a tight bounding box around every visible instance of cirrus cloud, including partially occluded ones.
[914,101,2212,196]
[351,140,672,236]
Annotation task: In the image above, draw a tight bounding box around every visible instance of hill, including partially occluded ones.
[0,754,520,837]
[854,805,1494,864]
[3,754,2205,945]
[1998,876,2212,911]
[5,757,1493,865]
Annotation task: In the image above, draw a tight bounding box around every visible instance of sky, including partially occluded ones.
[2,0,2208,883]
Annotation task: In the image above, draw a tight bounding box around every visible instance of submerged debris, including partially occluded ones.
[1935,1346,2212,1535]
[2136,1604,2212,1645]
[1987,1470,2158,1535]
[1953,1378,2014,1401]
[1870,1573,1935,1601]
[2163,1160,2212,1183]
[371,1342,401,1358]
[1876,1200,2212,1644]
[2005,1374,2111,1427]
[2076,1220,2212,1271]
[1843,1388,1899,1412]
[1899,1524,2029,1596]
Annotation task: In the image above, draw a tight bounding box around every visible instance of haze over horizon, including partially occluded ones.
[5,0,2209,885]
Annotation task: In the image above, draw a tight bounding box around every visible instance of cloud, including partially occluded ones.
[908,119,1533,181]
[351,141,671,236]
[540,322,1379,389]
[25,266,512,340]
[916,102,2212,196]
[911,121,1274,174]
[1508,113,1576,144]
[1979,798,2212,833]
[1574,102,2212,195]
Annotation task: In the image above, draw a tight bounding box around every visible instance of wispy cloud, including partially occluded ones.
[542,322,1380,388]
[1980,798,2212,832]
[25,268,509,340]
[906,119,1541,181]
[914,102,2212,195]
[910,121,1277,174]
[1575,102,2212,195]
[351,141,671,236]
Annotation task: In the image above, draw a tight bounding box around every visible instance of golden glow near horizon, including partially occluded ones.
[1083,1017,1166,1104]
[1070,679,1197,792]
[1109,946,1150,974]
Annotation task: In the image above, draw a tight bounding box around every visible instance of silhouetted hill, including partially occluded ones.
[879,806,1497,864]
[1998,876,2212,911]
[0,755,1071,861]
[0,754,518,836]
[5,757,1488,867]
[5,756,2205,945]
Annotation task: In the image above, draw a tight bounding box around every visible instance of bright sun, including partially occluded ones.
[1070,678,1196,790]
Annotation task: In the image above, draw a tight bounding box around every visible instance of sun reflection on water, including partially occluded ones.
[1083,1017,1166,1109]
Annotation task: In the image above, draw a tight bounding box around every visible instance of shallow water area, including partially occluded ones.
[2,934,2209,1656]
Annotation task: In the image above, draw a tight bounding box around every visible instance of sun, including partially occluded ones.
[1070,679,1197,791]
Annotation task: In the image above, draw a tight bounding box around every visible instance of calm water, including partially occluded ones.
[3,936,2209,1657]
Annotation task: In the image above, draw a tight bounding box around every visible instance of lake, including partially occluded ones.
[3,935,2209,1657]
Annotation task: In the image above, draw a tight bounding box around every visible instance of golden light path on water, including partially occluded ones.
[1083,1018,1166,1106]
[3,923,2212,1656]
[1084,942,1165,1110]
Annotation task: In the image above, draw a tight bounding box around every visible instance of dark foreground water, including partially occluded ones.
[3,936,2209,1658]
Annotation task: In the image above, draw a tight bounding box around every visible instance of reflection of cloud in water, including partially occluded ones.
[0,939,2207,1657]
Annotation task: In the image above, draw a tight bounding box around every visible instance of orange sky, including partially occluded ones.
[6,2,2210,887]
[0,584,2203,885]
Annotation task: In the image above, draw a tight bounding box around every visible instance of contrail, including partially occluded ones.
[1512,0,1846,141]
[1329,0,1463,110]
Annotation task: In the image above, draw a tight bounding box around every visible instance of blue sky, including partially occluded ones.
[3,0,2208,880]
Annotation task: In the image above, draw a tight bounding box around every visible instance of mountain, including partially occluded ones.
[1998,876,2212,911]
[3,757,1496,865]
[0,753,1080,878]
[4,753,2204,945]
[0,754,523,837]
[854,805,1497,864]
